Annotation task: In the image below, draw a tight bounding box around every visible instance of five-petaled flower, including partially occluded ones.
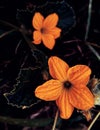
[35,56,94,119]
[32,12,61,49]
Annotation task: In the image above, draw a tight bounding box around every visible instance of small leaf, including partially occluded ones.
[4,67,43,108]
[82,110,92,121]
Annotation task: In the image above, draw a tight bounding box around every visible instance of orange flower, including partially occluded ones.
[32,12,61,49]
[35,56,94,119]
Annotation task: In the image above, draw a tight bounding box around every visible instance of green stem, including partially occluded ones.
[85,0,93,41]
[0,20,20,31]
[0,29,16,38]
[84,0,100,61]
[87,42,100,48]
[52,110,59,130]
[86,43,100,61]
[88,111,100,130]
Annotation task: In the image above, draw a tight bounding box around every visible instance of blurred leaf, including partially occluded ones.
[92,82,100,106]
[4,67,43,108]
[0,116,52,127]
[89,78,100,106]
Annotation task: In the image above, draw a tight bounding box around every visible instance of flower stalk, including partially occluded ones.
[84,0,100,61]
[52,110,59,130]
[88,111,100,130]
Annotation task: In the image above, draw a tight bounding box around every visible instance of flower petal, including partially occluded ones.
[56,89,74,119]
[32,12,44,30]
[33,40,41,44]
[42,34,55,49]
[47,27,61,39]
[69,85,94,110]
[48,56,69,81]
[33,31,42,44]
[35,79,63,101]
[67,65,91,85]
[43,13,58,29]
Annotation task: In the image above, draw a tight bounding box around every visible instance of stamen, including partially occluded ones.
[63,81,72,89]
[41,28,47,34]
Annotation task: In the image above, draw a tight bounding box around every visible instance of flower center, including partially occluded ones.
[41,28,47,34]
[63,81,72,89]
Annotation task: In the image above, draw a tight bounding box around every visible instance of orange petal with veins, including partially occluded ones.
[56,89,74,119]
[47,27,61,39]
[33,31,42,44]
[48,56,69,81]
[43,13,58,29]
[32,12,44,30]
[67,65,91,85]
[69,85,94,110]
[42,34,55,49]
[35,79,63,101]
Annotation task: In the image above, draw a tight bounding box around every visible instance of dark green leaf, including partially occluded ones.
[0,116,53,127]
[4,67,43,108]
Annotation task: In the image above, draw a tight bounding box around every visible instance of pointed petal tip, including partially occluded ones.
[60,109,73,119]
[60,114,71,119]
[32,40,41,45]
[52,13,59,18]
